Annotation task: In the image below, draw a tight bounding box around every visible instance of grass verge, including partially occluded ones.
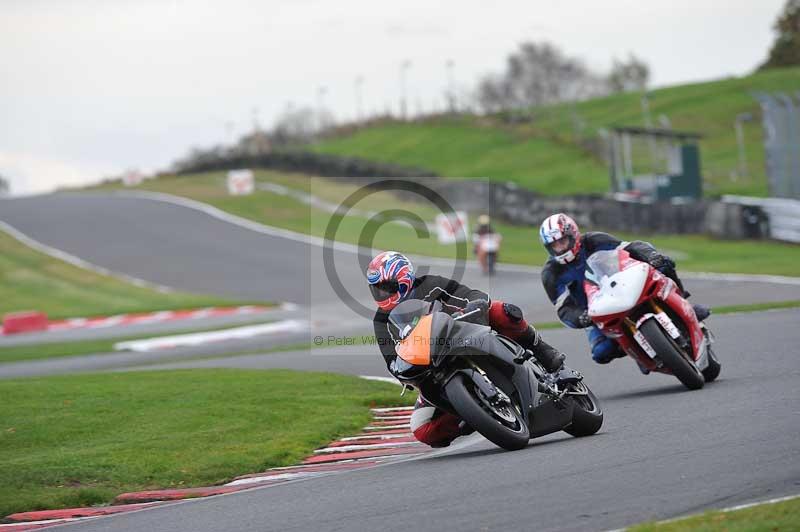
[0,229,261,320]
[713,299,800,314]
[628,495,800,531]
[0,369,415,517]
[97,170,800,277]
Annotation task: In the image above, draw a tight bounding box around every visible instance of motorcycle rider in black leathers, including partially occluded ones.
[367,250,565,447]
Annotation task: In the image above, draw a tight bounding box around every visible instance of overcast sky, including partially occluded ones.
[0,0,786,195]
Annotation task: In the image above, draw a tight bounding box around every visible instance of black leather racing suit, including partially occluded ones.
[373,274,564,373]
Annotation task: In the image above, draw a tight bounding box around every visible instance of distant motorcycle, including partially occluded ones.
[389,298,603,451]
[584,249,721,390]
[474,232,502,275]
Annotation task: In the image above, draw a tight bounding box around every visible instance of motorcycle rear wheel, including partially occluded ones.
[445,373,530,451]
[639,319,704,390]
[563,382,603,437]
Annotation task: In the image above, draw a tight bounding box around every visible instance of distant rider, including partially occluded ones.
[472,214,501,274]
[472,214,495,250]
[538,213,710,371]
[367,250,566,447]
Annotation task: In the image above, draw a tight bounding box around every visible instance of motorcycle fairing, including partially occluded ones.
[585,249,709,372]
[390,299,583,440]
[396,314,434,366]
[662,283,706,361]
[587,263,649,317]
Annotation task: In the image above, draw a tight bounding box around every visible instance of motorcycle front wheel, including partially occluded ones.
[640,319,704,390]
[487,252,496,276]
[445,373,530,451]
[563,381,603,437]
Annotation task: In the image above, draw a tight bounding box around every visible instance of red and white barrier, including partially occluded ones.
[0,305,276,336]
[2,312,48,335]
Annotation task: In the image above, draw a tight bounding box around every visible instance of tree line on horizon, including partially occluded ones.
[170,0,799,171]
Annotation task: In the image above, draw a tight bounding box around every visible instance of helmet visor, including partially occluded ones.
[370,280,399,302]
[546,235,574,257]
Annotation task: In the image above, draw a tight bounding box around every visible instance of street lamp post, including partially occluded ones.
[446,59,455,113]
[354,76,364,123]
[639,92,659,173]
[399,60,411,120]
[224,121,235,146]
[734,112,754,180]
[316,86,328,131]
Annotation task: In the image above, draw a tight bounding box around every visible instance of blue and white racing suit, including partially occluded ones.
[541,232,675,364]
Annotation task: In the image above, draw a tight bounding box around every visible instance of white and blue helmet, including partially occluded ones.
[539,213,582,264]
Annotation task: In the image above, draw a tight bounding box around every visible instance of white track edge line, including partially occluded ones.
[359,375,402,386]
[605,492,800,531]
[314,441,421,453]
[113,319,309,351]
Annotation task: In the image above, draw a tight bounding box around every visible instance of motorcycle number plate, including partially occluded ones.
[633,330,658,358]
[655,312,681,339]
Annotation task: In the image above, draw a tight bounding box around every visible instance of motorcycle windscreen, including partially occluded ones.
[389,299,441,337]
[585,249,624,285]
[395,314,433,366]
[587,264,650,316]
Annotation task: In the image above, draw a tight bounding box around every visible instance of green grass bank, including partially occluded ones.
[0,369,414,517]
[315,67,800,197]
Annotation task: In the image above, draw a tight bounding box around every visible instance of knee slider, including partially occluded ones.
[502,303,523,322]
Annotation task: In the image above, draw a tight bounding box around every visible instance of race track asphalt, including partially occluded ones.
[2,192,799,531]
[2,192,800,318]
[55,308,800,532]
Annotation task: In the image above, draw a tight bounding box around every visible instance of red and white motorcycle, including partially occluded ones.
[584,248,721,390]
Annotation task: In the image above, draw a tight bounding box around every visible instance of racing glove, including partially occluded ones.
[648,254,675,272]
[576,310,594,329]
[455,299,489,322]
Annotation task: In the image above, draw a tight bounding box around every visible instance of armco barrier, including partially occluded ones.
[722,195,800,243]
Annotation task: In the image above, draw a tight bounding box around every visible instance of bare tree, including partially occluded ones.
[608,53,650,93]
[271,106,334,145]
[476,41,610,113]
[476,74,512,113]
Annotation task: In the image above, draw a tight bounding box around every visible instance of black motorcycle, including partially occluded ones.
[389,299,603,451]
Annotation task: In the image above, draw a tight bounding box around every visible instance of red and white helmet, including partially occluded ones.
[539,213,582,264]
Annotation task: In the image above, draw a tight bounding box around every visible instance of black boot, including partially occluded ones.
[693,304,711,321]
[518,326,565,373]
